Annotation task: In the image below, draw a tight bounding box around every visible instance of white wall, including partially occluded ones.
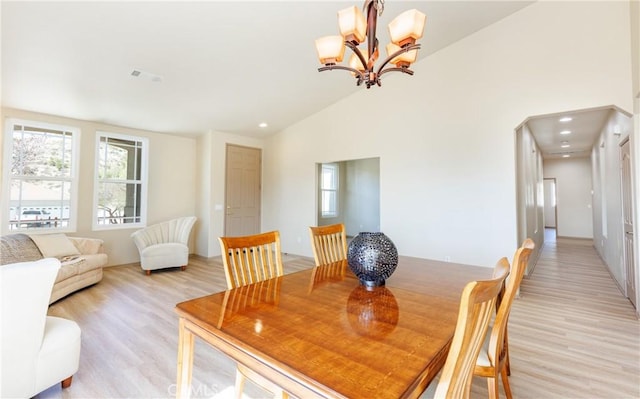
[592,109,633,289]
[263,1,633,267]
[543,158,593,239]
[344,158,380,236]
[1,107,197,266]
[517,123,544,270]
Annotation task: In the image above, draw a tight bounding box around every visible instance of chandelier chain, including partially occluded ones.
[373,0,384,16]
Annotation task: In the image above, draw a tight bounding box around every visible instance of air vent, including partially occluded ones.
[130,68,162,82]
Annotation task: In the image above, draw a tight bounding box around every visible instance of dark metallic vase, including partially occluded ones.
[347,232,398,287]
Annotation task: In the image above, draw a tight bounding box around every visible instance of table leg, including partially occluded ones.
[176,317,195,399]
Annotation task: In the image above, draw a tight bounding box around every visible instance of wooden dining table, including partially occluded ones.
[174,257,492,399]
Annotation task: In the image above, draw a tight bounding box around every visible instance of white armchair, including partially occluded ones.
[131,216,197,275]
[0,258,81,398]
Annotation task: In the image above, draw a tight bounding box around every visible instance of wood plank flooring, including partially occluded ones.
[38,237,639,399]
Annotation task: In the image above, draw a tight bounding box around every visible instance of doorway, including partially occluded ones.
[543,178,557,242]
[316,157,380,237]
[224,144,261,237]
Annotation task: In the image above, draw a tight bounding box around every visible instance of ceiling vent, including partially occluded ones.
[130,69,162,82]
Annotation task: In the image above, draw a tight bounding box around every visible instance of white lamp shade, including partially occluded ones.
[338,5,366,44]
[315,35,346,64]
[349,53,367,71]
[388,9,426,47]
[385,43,417,67]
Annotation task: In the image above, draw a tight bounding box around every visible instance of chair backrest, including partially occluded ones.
[487,238,535,367]
[434,258,510,399]
[131,216,196,250]
[218,231,284,289]
[309,223,348,266]
[0,258,60,396]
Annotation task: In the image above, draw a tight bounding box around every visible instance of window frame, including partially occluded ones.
[92,131,149,230]
[320,163,339,218]
[2,118,80,234]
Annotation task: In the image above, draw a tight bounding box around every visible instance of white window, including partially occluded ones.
[321,163,338,218]
[94,132,148,229]
[3,119,79,232]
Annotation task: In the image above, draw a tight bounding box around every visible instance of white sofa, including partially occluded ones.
[0,258,81,398]
[0,233,107,303]
[131,216,196,274]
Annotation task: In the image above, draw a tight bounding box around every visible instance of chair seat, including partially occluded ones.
[140,243,188,270]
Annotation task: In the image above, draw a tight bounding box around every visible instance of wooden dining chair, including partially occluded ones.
[217,231,289,399]
[433,257,510,399]
[218,231,284,290]
[474,238,535,399]
[308,223,348,266]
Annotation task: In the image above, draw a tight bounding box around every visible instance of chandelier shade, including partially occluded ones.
[385,43,417,67]
[388,9,427,46]
[315,35,346,64]
[338,6,367,44]
[315,0,426,88]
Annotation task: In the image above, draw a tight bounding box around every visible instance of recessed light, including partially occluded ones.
[561,144,570,148]
[258,122,268,128]
[559,117,573,122]
[562,154,570,158]
[560,130,571,135]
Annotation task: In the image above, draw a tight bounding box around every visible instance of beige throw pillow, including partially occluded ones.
[28,233,81,258]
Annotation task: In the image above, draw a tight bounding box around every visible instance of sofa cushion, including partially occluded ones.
[29,234,81,259]
[55,260,81,283]
[0,234,43,265]
[77,254,108,274]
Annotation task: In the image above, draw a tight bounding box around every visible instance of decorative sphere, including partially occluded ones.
[347,232,398,287]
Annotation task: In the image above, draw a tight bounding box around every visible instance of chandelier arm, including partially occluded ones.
[318,65,365,81]
[375,43,421,76]
[378,67,415,79]
[345,42,368,75]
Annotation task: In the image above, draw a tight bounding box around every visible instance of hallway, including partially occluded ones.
[470,232,640,398]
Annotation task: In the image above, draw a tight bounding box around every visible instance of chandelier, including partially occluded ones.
[314,0,426,89]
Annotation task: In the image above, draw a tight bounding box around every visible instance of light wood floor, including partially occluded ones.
[39,236,639,399]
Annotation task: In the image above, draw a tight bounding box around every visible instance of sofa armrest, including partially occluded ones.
[67,237,104,255]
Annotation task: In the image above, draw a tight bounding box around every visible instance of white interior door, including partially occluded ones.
[224,145,261,237]
[621,139,636,308]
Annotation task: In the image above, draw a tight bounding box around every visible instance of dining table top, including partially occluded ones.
[175,256,492,399]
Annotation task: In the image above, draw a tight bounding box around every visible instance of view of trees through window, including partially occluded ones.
[96,134,146,226]
[8,122,76,230]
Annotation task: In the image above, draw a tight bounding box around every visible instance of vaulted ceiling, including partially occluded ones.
[3,1,612,157]
[2,1,533,138]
